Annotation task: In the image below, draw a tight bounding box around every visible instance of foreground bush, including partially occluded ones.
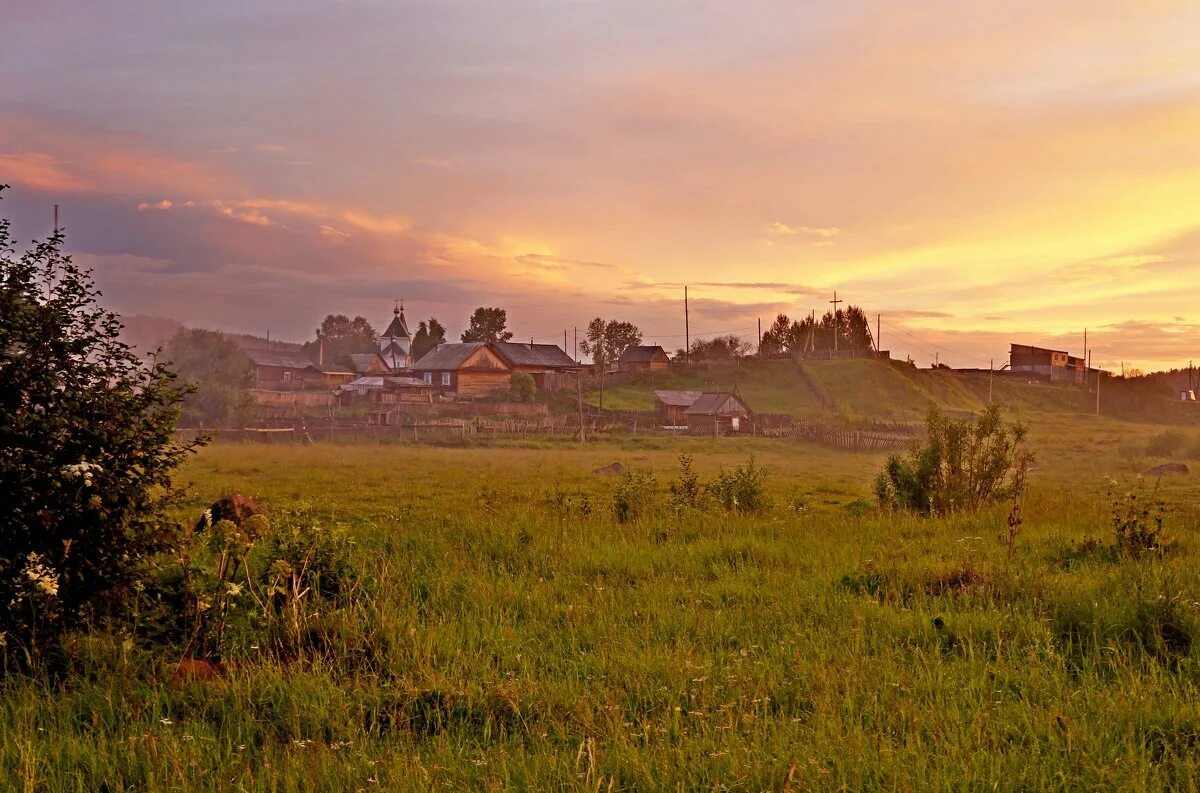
[874,404,1032,515]
[0,189,198,661]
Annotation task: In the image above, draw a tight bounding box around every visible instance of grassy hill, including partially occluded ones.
[585,358,1200,424]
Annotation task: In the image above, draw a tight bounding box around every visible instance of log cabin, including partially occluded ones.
[411,342,513,397]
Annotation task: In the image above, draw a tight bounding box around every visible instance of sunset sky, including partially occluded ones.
[3,0,1199,369]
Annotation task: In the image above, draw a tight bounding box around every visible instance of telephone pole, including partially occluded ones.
[684,286,690,364]
[829,291,843,353]
[876,314,881,353]
[989,358,994,404]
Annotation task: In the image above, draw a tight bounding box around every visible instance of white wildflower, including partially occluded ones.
[23,552,59,598]
[225,582,243,597]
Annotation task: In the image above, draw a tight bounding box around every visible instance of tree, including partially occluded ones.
[164,328,254,427]
[688,335,752,361]
[0,187,199,658]
[579,318,643,411]
[461,307,513,343]
[305,314,377,365]
[410,317,447,360]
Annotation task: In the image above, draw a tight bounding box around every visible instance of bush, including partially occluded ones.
[612,467,657,523]
[668,454,702,512]
[706,457,770,514]
[1145,429,1186,458]
[1109,482,1166,558]
[508,372,536,403]
[0,189,198,661]
[874,405,1031,515]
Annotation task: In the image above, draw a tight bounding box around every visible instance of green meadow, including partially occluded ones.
[4,419,1200,791]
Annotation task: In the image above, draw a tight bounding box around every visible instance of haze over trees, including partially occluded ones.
[461,307,513,343]
[163,328,254,427]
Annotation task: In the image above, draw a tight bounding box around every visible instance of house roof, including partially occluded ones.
[654,389,703,407]
[411,342,491,370]
[684,392,750,416]
[619,345,668,363]
[349,353,386,372]
[385,376,432,388]
[492,341,577,369]
[381,305,410,339]
[339,376,432,393]
[245,348,317,370]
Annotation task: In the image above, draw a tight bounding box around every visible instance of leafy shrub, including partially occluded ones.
[1109,482,1166,558]
[0,189,198,661]
[1145,429,1186,458]
[508,372,536,403]
[668,454,702,512]
[612,467,657,523]
[706,457,770,514]
[874,405,1032,515]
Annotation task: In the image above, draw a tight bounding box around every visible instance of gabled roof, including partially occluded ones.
[381,306,410,339]
[492,341,577,369]
[619,345,668,363]
[411,342,492,370]
[654,389,702,407]
[349,353,387,373]
[245,348,317,370]
[684,392,751,416]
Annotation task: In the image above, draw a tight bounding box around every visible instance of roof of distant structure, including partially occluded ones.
[245,348,317,369]
[619,345,668,363]
[492,341,577,368]
[653,389,702,407]
[684,392,750,416]
[411,342,490,370]
[381,303,410,339]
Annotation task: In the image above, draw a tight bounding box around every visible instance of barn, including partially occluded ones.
[411,342,513,397]
[492,341,580,389]
[684,392,753,435]
[653,390,702,426]
[618,345,671,372]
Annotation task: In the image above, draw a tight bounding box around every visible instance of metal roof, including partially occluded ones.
[619,345,668,363]
[245,348,317,370]
[492,341,577,369]
[683,392,750,416]
[411,342,492,370]
[348,353,386,372]
[654,389,703,407]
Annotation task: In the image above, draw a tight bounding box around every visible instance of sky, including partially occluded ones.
[2,0,1199,370]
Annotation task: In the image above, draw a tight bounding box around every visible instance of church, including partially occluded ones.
[378,302,412,371]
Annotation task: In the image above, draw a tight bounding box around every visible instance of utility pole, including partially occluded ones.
[684,286,690,364]
[563,330,567,353]
[989,358,994,404]
[876,314,881,353]
[829,291,843,353]
[577,371,586,442]
[757,317,762,353]
[574,327,578,363]
[1095,362,1101,416]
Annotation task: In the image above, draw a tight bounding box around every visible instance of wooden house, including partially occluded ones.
[1010,343,1089,385]
[492,341,580,389]
[684,392,753,435]
[619,345,670,372]
[245,348,323,390]
[348,352,392,377]
[654,390,702,426]
[411,343,513,397]
[338,376,433,404]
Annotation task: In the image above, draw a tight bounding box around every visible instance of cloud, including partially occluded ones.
[766,222,842,239]
[252,143,287,153]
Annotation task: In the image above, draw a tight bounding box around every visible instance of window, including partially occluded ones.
[441,372,452,386]
[422,372,432,384]
[282,371,292,382]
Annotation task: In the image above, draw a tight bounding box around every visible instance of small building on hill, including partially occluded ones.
[317,367,356,389]
[492,341,579,389]
[411,342,513,397]
[1010,343,1090,385]
[246,348,322,389]
[619,345,670,372]
[654,390,702,426]
[684,392,753,435]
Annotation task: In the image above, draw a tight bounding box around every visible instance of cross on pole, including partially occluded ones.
[829,291,843,353]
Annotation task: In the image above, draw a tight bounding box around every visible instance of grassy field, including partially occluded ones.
[5,419,1200,790]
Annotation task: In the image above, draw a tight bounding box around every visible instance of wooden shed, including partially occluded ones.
[653,390,702,426]
[492,341,580,388]
[411,343,513,397]
[618,345,671,372]
[245,348,323,390]
[684,392,753,435]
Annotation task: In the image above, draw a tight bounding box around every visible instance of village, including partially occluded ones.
[223,300,1197,443]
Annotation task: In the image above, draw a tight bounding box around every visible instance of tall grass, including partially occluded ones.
[3,439,1200,790]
